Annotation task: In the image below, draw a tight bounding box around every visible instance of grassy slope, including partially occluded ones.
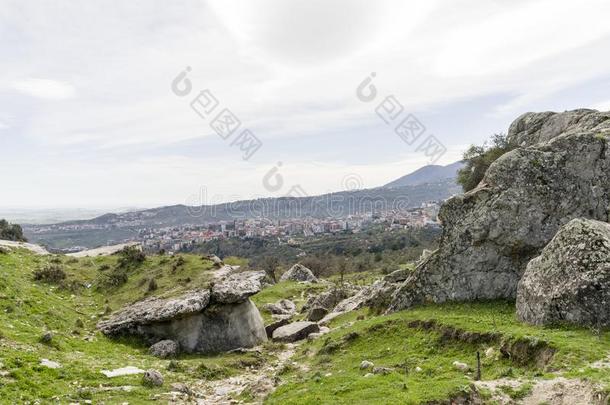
[267,302,610,404]
[0,249,275,403]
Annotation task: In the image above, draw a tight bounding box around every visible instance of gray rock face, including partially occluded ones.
[307,306,329,322]
[265,317,291,338]
[211,271,266,304]
[263,299,296,315]
[272,321,320,342]
[516,218,610,327]
[149,340,180,358]
[98,273,268,353]
[390,109,610,311]
[280,264,318,283]
[302,287,358,313]
[97,291,211,336]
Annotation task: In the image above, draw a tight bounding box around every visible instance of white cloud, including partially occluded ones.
[11,78,76,100]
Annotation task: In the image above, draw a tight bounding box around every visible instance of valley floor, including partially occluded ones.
[0,249,609,404]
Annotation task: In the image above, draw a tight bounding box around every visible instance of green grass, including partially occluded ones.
[250,281,328,323]
[266,301,610,404]
[0,249,273,403]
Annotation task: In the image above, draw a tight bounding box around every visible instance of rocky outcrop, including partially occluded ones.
[517,218,610,327]
[390,109,610,311]
[301,287,357,313]
[272,321,319,342]
[149,340,180,358]
[263,299,296,316]
[280,264,318,283]
[211,271,266,304]
[98,271,267,353]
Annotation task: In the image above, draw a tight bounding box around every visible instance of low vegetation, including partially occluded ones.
[0,219,27,242]
[457,133,516,192]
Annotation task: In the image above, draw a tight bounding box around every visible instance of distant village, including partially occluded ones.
[138,201,441,253]
[31,201,442,254]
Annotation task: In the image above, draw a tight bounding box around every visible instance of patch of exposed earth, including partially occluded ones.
[476,376,606,405]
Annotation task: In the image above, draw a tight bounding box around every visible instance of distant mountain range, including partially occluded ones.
[384,161,465,188]
[23,163,464,249]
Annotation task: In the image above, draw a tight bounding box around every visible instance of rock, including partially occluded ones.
[415,366,423,372]
[279,264,318,283]
[40,332,53,344]
[170,382,192,395]
[383,269,410,283]
[373,367,392,375]
[272,321,320,343]
[204,254,224,267]
[302,287,358,313]
[211,271,266,304]
[319,326,330,334]
[265,317,291,338]
[485,347,496,359]
[142,369,164,387]
[364,373,374,378]
[263,299,296,315]
[453,361,469,372]
[149,340,180,358]
[101,366,145,378]
[516,218,610,328]
[98,290,267,354]
[98,290,211,336]
[307,306,329,322]
[334,279,398,313]
[360,360,374,370]
[40,359,61,369]
[390,109,610,311]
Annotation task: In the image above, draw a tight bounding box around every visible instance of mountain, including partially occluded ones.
[383,161,465,188]
[24,179,462,249]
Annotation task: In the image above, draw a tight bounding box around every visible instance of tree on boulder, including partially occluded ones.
[457,133,514,192]
[0,219,27,242]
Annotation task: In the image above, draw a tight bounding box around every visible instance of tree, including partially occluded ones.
[260,256,280,282]
[457,133,514,192]
[0,219,27,242]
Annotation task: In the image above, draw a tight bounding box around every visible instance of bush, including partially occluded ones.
[0,219,27,242]
[33,264,66,283]
[457,133,515,192]
[116,246,146,268]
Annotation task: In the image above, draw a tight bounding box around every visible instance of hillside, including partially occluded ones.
[383,161,464,188]
[0,247,608,403]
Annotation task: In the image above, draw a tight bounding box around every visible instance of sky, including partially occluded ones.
[2,0,610,210]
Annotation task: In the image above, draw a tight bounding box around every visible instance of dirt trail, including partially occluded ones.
[164,344,298,404]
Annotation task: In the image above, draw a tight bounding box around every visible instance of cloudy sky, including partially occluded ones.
[2,0,610,210]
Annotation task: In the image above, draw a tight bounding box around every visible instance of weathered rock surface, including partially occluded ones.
[307,306,329,322]
[390,109,610,311]
[142,369,164,387]
[272,321,320,342]
[265,317,291,338]
[211,271,266,304]
[517,218,610,327]
[98,271,269,353]
[263,299,296,315]
[280,264,318,283]
[302,287,357,313]
[149,339,180,358]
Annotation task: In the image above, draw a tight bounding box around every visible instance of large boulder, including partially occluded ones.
[516,218,610,327]
[211,271,266,304]
[390,109,610,311]
[280,264,318,283]
[98,277,268,353]
[263,299,296,316]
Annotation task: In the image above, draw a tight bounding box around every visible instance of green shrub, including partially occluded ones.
[457,133,515,192]
[116,246,145,268]
[33,264,66,283]
[0,219,27,242]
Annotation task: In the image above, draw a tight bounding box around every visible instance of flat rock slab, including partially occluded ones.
[97,290,211,336]
[272,321,320,342]
[0,240,49,255]
[211,271,266,304]
[40,359,61,369]
[101,366,145,378]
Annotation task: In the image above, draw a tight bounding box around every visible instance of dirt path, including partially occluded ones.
[164,344,298,404]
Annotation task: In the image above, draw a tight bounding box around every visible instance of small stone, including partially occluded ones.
[149,340,180,359]
[170,382,192,394]
[373,367,392,375]
[485,347,496,358]
[364,373,373,378]
[40,359,61,369]
[40,332,53,344]
[452,361,469,372]
[360,360,374,370]
[142,369,164,387]
[415,366,423,372]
